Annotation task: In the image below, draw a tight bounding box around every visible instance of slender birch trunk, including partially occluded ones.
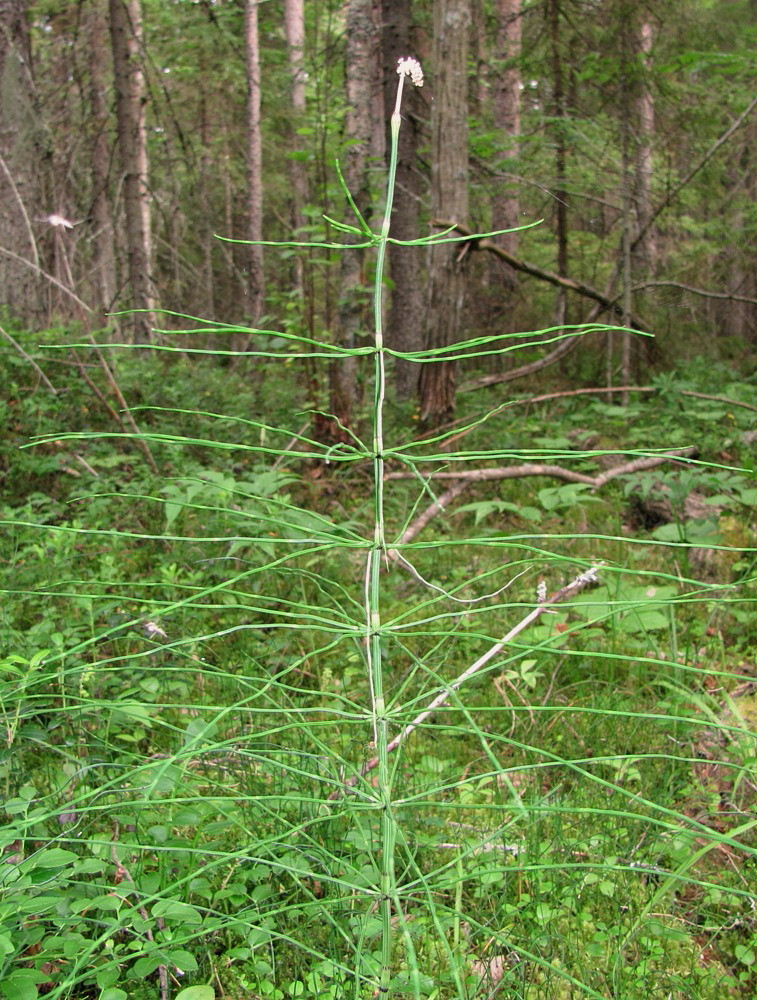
[0,0,47,323]
[87,0,116,320]
[244,0,264,326]
[547,0,568,325]
[328,0,378,435]
[109,0,154,343]
[491,0,521,268]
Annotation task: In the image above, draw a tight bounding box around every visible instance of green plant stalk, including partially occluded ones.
[367,67,421,999]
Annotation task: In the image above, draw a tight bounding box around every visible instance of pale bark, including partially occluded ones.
[244,0,264,325]
[634,19,655,270]
[621,12,655,397]
[197,85,215,319]
[283,0,308,253]
[87,0,116,318]
[491,0,521,266]
[728,115,756,341]
[382,0,424,399]
[547,0,568,325]
[419,0,470,425]
[0,0,46,322]
[109,0,154,343]
[618,3,634,399]
[329,0,378,434]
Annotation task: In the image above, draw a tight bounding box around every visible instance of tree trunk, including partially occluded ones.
[382,0,424,400]
[619,7,656,398]
[418,0,470,425]
[328,0,379,436]
[0,0,48,323]
[283,0,308,257]
[634,18,655,272]
[197,82,216,320]
[87,0,116,321]
[619,56,633,400]
[547,0,568,325]
[244,0,264,326]
[728,115,756,342]
[491,0,521,269]
[109,0,154,343]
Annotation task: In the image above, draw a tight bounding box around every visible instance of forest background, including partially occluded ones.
[1,0,754,405]
[0,1,756,1000]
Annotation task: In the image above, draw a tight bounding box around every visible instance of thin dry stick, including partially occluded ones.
[0,323,58,394]
[85,332,160,475]
[70,349,127,427]
[462,382,757,415]
[631,95,756,257]
[631,280,757,306]
[0,245,93,315]
[330,566,601,798]
[591,97,757,320]
[383,450,695,588]
[389,479,471,552]
[457,335,579,390]
[385,450,696,489]
[0,154,39,267]
[431,218,648,330]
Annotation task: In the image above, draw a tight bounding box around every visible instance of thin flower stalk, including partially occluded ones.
[366,56,424,1000]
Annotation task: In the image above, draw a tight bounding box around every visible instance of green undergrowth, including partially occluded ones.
[1,337,755,1000]
[1,78,757,998]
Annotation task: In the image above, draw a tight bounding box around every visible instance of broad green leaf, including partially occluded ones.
[0,969,50,1000]
[151,900,203,924]
[166,949,198,972]
[27,848,77,868]
[174,987,215,1000]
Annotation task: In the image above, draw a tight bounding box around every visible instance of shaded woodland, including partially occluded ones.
[0,5,756,1000]
[1,0,754,419]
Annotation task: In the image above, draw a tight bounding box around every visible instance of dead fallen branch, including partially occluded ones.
[386,447,695,549]
[460,380,757,414]
[432,218,648,331]
[330,565,602,799]
[463,332,581,387]
[631,280,757,307]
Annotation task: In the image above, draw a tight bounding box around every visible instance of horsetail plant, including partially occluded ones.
[4,39,755,1000]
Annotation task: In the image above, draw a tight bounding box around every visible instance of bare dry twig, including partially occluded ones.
[385,448,696,551]
[432,218,649,330]
[0,323,58,394]
[330,566,601,798]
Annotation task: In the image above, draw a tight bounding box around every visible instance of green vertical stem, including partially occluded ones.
[367,68,421,999]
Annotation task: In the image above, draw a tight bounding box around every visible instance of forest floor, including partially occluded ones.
[1,332,756,1000]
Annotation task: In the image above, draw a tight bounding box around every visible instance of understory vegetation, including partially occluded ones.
[1,51,756,999]
[1,327,755,1000]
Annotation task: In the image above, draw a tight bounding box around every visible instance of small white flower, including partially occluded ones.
[142,620,168,640]
[397,57,424,88]
[43,214,75,229]
[537,580,547,604]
